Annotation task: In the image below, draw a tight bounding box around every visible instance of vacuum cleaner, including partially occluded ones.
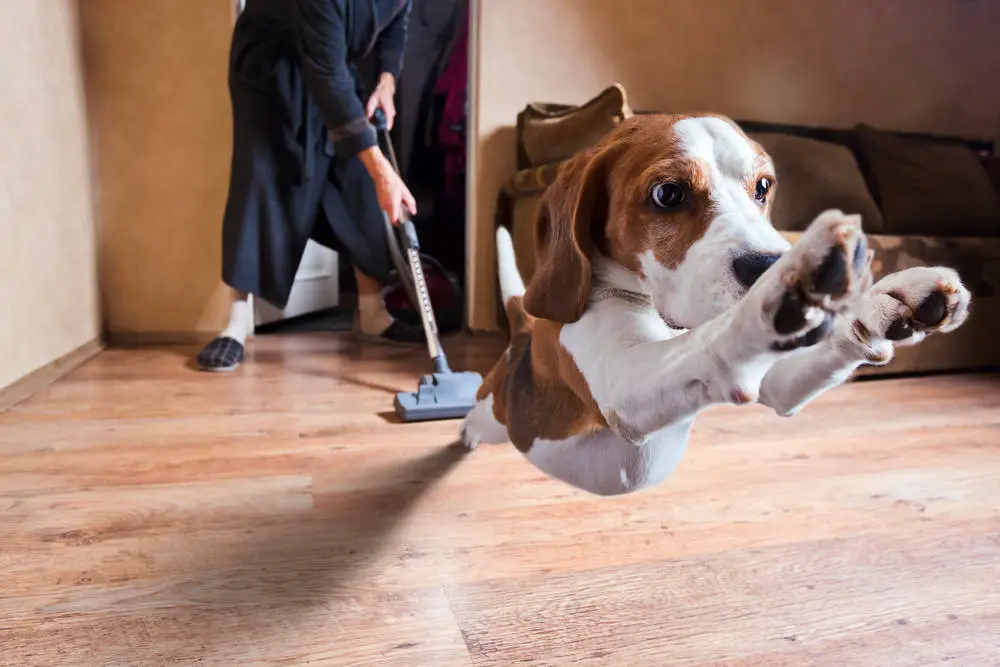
[372,109,483,422]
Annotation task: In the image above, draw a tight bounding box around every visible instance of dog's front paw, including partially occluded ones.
[750,210,870,351]
[852,267,971,354]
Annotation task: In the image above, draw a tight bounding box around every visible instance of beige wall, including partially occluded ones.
[79,0,237,339]
[0,2,101,390]
[468,0,1000,330]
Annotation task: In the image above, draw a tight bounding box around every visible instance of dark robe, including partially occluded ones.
[221,0,412,309]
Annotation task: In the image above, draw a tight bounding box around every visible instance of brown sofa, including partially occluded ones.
[495,84,1000,377]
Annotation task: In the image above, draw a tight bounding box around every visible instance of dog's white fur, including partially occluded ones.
[463,116,972,496]
[642,118,791,329]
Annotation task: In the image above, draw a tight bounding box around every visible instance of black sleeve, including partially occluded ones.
[292,0,376,157]
[374,0,412,80]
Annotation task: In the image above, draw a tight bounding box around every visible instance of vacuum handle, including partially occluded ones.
[372,108,419,251]
[372,108,404,176]
[400,219,421,252]
[372,107,390,133]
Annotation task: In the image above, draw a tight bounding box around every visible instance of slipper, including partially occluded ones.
[353,318,426,346]
[196,336,245,371]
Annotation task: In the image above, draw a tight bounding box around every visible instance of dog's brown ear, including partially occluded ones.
[522,147,611,323]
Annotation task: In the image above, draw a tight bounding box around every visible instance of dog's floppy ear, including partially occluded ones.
[522,147,611,323]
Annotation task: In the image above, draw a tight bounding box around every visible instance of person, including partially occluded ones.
[197,0,424,372]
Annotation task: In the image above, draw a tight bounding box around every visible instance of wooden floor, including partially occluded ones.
[2,333,1000,666]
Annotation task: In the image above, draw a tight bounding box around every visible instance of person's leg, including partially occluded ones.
[353,266,393,334]
[199,36,338,370]
[351,264,426,343]
[197,290,253,372]
[197,75,264,373]
[316,157,424,344]
[196,77,277,372]
[220,290,254,344]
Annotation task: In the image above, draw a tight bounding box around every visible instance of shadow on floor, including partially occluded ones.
[161,443,470,661]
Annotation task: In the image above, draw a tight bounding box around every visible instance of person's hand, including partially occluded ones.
[359,147,416,225]
[373,162,417,225]
[366,73,397,130]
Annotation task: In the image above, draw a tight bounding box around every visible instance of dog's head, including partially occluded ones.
[523,113,791,329]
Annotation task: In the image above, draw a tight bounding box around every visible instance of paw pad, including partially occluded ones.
[812,232,868,297]
[885,289,951,341]
[763,212,869,352]
[773,312,834,351]
[861,266,972,345]
[912,290,948,327]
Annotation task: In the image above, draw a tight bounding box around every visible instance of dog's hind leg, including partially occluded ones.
[461,394,510,449]
[759,266,971,417]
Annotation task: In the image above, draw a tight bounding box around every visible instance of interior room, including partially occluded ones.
[2,1,999,664]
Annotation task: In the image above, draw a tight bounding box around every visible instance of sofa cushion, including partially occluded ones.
[517,83,632,169]
[751,132,884,233]
[851,124,1000,236]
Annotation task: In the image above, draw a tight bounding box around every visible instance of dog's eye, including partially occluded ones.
[650,182,686,209]
[755,177,772,203]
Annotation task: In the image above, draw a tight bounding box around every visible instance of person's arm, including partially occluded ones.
[373,0,412,82]
[291,0,376,157]
[292,0,416,223]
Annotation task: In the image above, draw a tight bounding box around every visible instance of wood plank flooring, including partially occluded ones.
[2,333,999,666]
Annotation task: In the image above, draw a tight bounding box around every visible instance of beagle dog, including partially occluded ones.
[463,113,972,496]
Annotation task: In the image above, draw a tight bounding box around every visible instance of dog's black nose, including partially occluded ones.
[733,252,782,288]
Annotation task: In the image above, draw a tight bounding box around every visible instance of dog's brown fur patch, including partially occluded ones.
[478,297,606,453]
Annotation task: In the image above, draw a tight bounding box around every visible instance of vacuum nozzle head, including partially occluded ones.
[393,371,484,422]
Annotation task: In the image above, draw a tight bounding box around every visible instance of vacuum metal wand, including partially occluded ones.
[401,220,445,365]
[374,109,448,369]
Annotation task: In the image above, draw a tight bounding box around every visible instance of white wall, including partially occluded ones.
[0,1,101,389]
